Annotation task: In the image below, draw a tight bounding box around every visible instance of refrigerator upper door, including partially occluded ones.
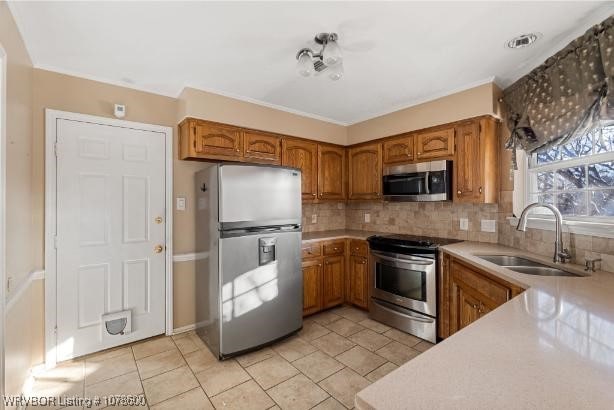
[219,230,302,357]
[219,165,301,227]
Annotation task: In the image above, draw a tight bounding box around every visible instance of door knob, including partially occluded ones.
[154,245,164,254]
[155,216,163,224]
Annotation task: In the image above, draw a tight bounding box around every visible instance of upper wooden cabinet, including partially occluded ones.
[318,145,346,200]
[383,134,414,164]
[415,127,455,160]
[454,118,498,203]
[243,130,281,164]
[179,118,242,161]
[282,138,319,201]
[348,143,382,200]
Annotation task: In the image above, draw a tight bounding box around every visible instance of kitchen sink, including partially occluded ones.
[476,254,581,277]
[478,255,539,267]
[506,266,580,277]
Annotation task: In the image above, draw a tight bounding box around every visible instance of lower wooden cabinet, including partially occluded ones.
[302,238,370,316]
[439,252,524,338]
[348,255,369,308]
[323,256,345,308]
[302,258,323,316]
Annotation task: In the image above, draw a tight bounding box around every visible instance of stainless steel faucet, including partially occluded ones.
[516,203,572,264]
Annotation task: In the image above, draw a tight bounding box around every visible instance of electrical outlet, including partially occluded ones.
[176,197,186,211]
[311,214,318,224]
[459,218,469,231]
[481,219,496,233]
[364,213,371,223]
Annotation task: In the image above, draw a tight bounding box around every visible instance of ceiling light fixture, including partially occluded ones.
[506,33,541,49]
[296,32,343,81]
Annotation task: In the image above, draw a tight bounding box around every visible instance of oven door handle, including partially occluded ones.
[371,252,434,266]
[424,171,430,194]
[373,299,434,323]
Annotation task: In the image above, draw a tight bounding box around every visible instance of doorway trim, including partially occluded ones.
[44,109,173,367]
[0,44,7,403]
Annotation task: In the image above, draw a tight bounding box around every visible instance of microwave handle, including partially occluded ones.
[424,171,430,194]
[372,252,434,266]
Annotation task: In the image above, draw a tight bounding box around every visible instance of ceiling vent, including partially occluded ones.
[506,33,540,49]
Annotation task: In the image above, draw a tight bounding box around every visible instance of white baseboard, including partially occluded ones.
[173,319,213,335]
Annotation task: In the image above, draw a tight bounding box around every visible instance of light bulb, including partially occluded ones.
[323,39,342,66]
[328,61,344,81]
[296,52,313,77]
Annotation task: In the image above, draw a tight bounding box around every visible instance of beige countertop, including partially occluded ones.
[301,229,384,243]
[356,241,614,410]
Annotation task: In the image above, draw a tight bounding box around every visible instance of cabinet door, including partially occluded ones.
[454,283,482,331]
[195,121,243,159]
[349,255,369,309]
[243,131,281,164]
[348,143,382,200]
[318,145,346,200]
[415,128,454,160]
[302,259,323,316]
[454,121,482,202]
[322,256,345,308]
[383,135,414,164]
[282,139,318,201]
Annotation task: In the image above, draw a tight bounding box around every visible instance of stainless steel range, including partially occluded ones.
[367,234,461,343]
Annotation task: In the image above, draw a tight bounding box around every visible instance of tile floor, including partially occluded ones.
[28,305,434,410]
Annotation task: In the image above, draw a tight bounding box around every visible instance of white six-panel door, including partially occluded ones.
[54,118,167,361]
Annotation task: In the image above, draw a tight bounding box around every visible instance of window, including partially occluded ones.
[527,122,614,220]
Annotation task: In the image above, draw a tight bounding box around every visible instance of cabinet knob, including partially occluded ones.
[479,187,483,194]
[312,193,317,197]
[457,190,462,195]
[236,148,240,152]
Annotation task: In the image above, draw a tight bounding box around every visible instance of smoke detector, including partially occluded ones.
[506,33,541,49]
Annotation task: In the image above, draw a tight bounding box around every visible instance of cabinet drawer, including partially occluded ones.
[302,243,322,259]
[323,241,345,256]
[349,240,369,257]
[451,260,510,305]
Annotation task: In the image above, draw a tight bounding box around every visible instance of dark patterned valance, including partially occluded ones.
[503,15,614,168]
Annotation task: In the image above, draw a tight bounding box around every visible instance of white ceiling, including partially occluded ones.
[9,1,614,125]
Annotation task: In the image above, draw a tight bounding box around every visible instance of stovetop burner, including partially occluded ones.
[367,234,463,255]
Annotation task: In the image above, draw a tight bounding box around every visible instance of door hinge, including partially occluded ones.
[6,276,12,293]
[53,142,59,157]
[54,325,58,335]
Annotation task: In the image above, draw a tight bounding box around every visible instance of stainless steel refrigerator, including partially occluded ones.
[194,164,303,359]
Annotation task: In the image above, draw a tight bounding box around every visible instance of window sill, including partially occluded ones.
[507,217,614,239]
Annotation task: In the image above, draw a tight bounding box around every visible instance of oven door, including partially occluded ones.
[371,251,436,317]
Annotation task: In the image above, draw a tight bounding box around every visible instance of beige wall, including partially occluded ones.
[347,82,498,144]
[178,87,348,145]
[1,0,37,401]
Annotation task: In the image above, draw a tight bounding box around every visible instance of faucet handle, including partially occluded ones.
[558,249,572,263]
[584,257,602,272]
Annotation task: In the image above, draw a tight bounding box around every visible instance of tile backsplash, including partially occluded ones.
[302,202,346,232]
[301,195,614,273]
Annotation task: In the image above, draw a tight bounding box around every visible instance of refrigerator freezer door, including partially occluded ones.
[219,165,301,227]
[219,230,302,357]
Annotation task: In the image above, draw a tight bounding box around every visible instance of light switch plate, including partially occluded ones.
[311,214,318,224]
[364,213,371,223]
[459,218,468,231]
[481,219,496,233]
[176,197,186,211]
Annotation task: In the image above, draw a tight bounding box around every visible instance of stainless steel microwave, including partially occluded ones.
[382,160,452,201]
